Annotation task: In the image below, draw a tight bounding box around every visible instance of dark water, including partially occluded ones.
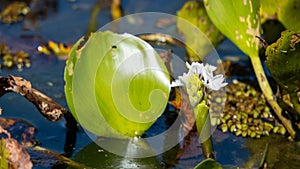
[0,0,246,168]
[1,1,296,169]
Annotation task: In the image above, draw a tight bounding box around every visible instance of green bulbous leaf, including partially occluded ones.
[64,31,170,138]
[261,0,300,32]
[204,0,261,57]
[194,158,222,169]
[177,1,224,61]
[265,30,300,92]
[64,37,84,120]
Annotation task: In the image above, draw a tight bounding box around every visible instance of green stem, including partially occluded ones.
[201,136,214,159]
[111,0,122,20]
[194,101,215,159]
[86,3,101,35]
[290,91,300,115]
[250,55,296,138]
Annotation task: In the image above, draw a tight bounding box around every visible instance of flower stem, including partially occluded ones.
[201,136,215,159]
[195,101,215,159]
[250,55,296,138]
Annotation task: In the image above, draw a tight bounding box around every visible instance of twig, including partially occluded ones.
[138,33,185,47]
[255,35,268,49]
[258,144,269,169]
[32,146,90,168]
[0,75,76,127]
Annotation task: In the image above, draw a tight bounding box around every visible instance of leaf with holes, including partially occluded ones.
[203,0,261,57]
[265,30,300,92]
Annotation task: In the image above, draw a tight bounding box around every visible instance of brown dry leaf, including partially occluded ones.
[0,125,33,169]
[169,88,181,109]
[4,138,33,169]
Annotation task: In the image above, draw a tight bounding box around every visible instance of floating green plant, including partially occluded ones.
[64,31,170,138]
[203,0,296,138]
[260,0,300,32]
[219,80,287,138]
[171,62,227,159]
[177,1,224,61]
[266,30,300,115]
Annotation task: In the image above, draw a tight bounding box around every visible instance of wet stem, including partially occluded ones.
[250,55,296,138]
[194,100,215,159]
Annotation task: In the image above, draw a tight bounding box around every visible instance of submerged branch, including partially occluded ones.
[138,33,184,47]
[32,146,90,168]
[0,75,76,128]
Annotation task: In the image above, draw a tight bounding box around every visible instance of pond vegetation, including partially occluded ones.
[0,0,300,168]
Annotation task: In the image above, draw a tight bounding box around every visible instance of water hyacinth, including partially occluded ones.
[171,61,227,159]
[171,62,227,91]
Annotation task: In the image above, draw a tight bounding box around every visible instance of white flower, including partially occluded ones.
[171,62,227,91]
[170,79,184,87]
[188,62,204,75]
[204,74,228,91]
[202,64,217,83]
[171,62,204,87]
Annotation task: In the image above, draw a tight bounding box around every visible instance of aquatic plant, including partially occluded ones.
[260,0,300,32]
[203,0,296,138]
[176,1,224,61]
[64,31,170,138]
[220,80,287,138]
[171,62,227,160]
[266,30,300,116]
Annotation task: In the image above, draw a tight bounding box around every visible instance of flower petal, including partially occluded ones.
[170,79,184,87]
[204,74,227,91]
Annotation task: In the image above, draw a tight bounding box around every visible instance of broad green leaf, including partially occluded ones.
[177,1,224,61]
[265,30,300,93]
[64,31,170,138]
[204,0,297,139]
[261,0,300,32]
[194,158,222,169]
[204,0,261,57]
